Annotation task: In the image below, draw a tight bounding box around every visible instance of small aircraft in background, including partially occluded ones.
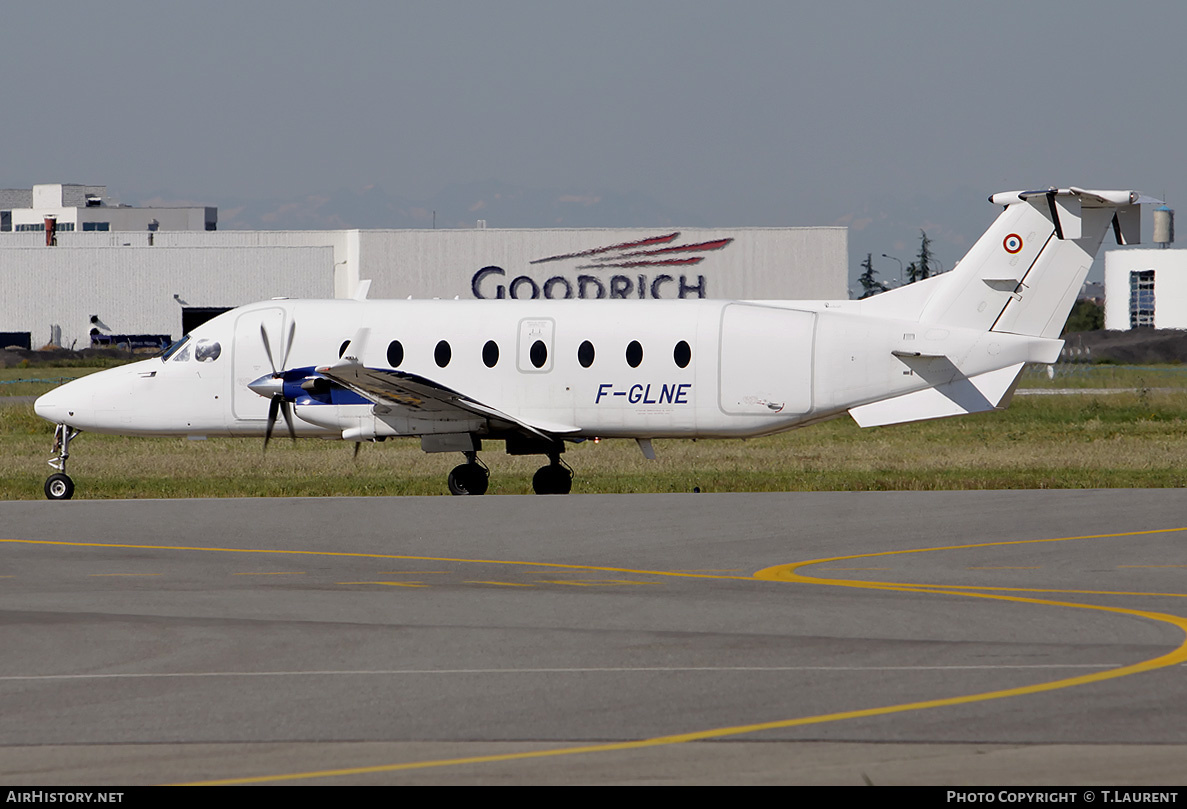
[34,187,1150,499]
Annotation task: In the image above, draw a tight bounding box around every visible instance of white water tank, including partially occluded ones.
[1153,205,1174,245]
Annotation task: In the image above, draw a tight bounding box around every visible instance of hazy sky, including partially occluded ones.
[5,1,1183,271]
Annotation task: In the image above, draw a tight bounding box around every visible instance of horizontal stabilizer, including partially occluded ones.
[848,363,1025,428]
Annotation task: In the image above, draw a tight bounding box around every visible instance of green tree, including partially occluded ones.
[857,253,887,299]
[907,230,934,283]
[1062,299,1104,334]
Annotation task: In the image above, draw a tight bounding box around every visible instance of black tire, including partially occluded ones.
[532,464,572,495]
[447,464,489,496]
[45,473,74,501]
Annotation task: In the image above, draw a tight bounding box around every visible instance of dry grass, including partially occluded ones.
[4,385,1187,499]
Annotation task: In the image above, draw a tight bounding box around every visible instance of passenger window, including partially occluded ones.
[626,340,643,368]
[483,340,499,368]
[435,340,451,368]
[387,340,404,367]
[578,340,595,368]
[195,340,221,362]
[530,340,548,369]
[674,340,691,368]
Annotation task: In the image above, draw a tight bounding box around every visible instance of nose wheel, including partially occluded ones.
[45,473,75,501]
[44,424,80,500]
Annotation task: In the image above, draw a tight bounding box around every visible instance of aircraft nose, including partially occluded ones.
[34,387,68,423]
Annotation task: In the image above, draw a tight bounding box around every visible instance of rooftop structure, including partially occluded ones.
[0,183,216,234]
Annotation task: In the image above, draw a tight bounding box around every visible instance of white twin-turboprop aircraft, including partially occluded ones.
[34,187,1149,499]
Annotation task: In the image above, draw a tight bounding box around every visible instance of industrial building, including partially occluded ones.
[1,183,216,235]
[0,186,848,350]
[1103,248,1187,330]
[1102,205,1180,330]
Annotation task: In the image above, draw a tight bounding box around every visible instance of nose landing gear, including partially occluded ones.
[44,424,80,500]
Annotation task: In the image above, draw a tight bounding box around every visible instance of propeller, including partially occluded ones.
[249,320,297,450]
[265,393,295,449]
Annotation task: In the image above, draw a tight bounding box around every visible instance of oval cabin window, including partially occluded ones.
[626,340,643,368]
[482,340,499,368]
[530,339,548,369]
[387,340,404,367]
[674,340,691,368]
[578,340,595,368]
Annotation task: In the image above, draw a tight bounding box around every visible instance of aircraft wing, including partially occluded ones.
[317,357,578,440]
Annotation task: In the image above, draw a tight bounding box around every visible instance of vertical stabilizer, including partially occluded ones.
[865,188,1144,339]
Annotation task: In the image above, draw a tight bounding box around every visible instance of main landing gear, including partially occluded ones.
[444,446,573,496]
[531,454,573,495]
[44,424,79,500]
[447,452,490,496]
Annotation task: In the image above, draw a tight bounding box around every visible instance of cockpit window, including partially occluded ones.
[160,335,191,362]
[171,343,192,362]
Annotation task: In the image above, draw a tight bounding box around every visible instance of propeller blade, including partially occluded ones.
[264,395,280,450]
[259,323,278,377]
[353,441,362,460]
[280,399,296,443]
[280,320,296,371]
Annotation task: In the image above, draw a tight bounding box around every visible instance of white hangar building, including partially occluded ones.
[0,196,847,350]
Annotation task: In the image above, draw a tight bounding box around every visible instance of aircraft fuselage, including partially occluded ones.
[34,297,1050,442]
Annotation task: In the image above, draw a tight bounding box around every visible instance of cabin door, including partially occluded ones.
[718,304,814,416]
[232,307,287,420]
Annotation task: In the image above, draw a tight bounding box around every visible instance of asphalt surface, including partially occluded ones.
[0,490,1185,785]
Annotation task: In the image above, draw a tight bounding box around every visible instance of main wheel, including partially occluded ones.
[447,463,489,496]
[45,473,75,501]
[532,464,572,495]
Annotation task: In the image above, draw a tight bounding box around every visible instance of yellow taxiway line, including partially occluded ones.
[4,530,1186,785]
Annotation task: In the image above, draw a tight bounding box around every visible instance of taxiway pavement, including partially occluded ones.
[0,490,1184,784]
